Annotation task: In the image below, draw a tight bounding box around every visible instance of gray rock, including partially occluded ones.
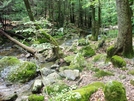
[42,72,60,86]
[40,68,55,76]
[1,92,18,101]
[60,69,80,80]
[32,79,43,93]
[15,96,28,101]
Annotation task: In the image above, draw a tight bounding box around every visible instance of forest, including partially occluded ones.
[0,0,134,101]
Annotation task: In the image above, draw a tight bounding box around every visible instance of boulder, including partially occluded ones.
[42,72,60,86]
[32,79,43,93]
[40,68,55,76]
[59,69,80,80]
[104,81,127,101]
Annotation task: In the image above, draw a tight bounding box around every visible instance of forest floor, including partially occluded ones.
[0,36,134,101]
[62,38,134,101]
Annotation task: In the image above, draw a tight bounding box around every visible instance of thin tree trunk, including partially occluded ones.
[23,0,35,21]
[0,30,36,54]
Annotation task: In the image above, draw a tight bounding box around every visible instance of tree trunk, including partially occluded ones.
[23,0,35,21]
[114,0,133,58]
[0,30,36,55]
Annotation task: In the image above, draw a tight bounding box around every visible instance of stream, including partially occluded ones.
[0,37,78,101]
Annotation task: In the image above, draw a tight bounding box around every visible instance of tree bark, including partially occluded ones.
[115,0,133,58]
[23,0,35,21]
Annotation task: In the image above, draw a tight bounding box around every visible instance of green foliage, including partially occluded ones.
[93,54,106,62]
[94,70,114,78]
[111,55,126,68]
[80,46,95,57]
[28,94,44,101]
[78,38,89,46]
[44,82,70,95]
[107,29,118,38]
[104,81,127,101]
[50,82,104,101]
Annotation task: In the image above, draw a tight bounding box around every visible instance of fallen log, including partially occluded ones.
[0,29,36,55]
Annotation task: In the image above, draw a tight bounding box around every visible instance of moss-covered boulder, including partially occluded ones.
[106,45,115,58]
[50,82,105,101]
[80,46,95,57]
[111,55,126,68]
[0,56,37,83]
[63,53,87,71]
[7,61,37,83]
[64,54,76,64]
[104,81,127,101]
[0,56,20,68]
[28,94,44,101]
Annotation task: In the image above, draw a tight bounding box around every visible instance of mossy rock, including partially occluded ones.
[78,38,89,46]
[106,45,115,58]
[7,61,37,83]
[80,46,95,57]
[111,55,126,68]
[0,56,20,68]
[50,82,105,101]
[94,70,114,78]
[104,81,127,101]
[28,94,44,101]
[63,53,87,71]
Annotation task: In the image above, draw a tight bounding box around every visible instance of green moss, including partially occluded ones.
[94,70,114,78]
[111,55,126,68]
[7,61,37,83]
[50,82,105,101]
[106,45,115,58]
[128,69,134,75]
[78,38,89,46]
[28,94,44,101]
[104,81,127,101]
[0,56,20,68]
[80,46,95,57]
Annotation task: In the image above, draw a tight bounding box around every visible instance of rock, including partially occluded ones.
[32,79,43,93]
[1,92,18,101]
[15,96,28,101]
[59,69,80,80]
[50,64,60,69]
[40,68,55,76]
[104,81,127,101]
[79,45,95,57]
[111,55,126,68]
[42,72,60,86]
[0,56,37,83]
